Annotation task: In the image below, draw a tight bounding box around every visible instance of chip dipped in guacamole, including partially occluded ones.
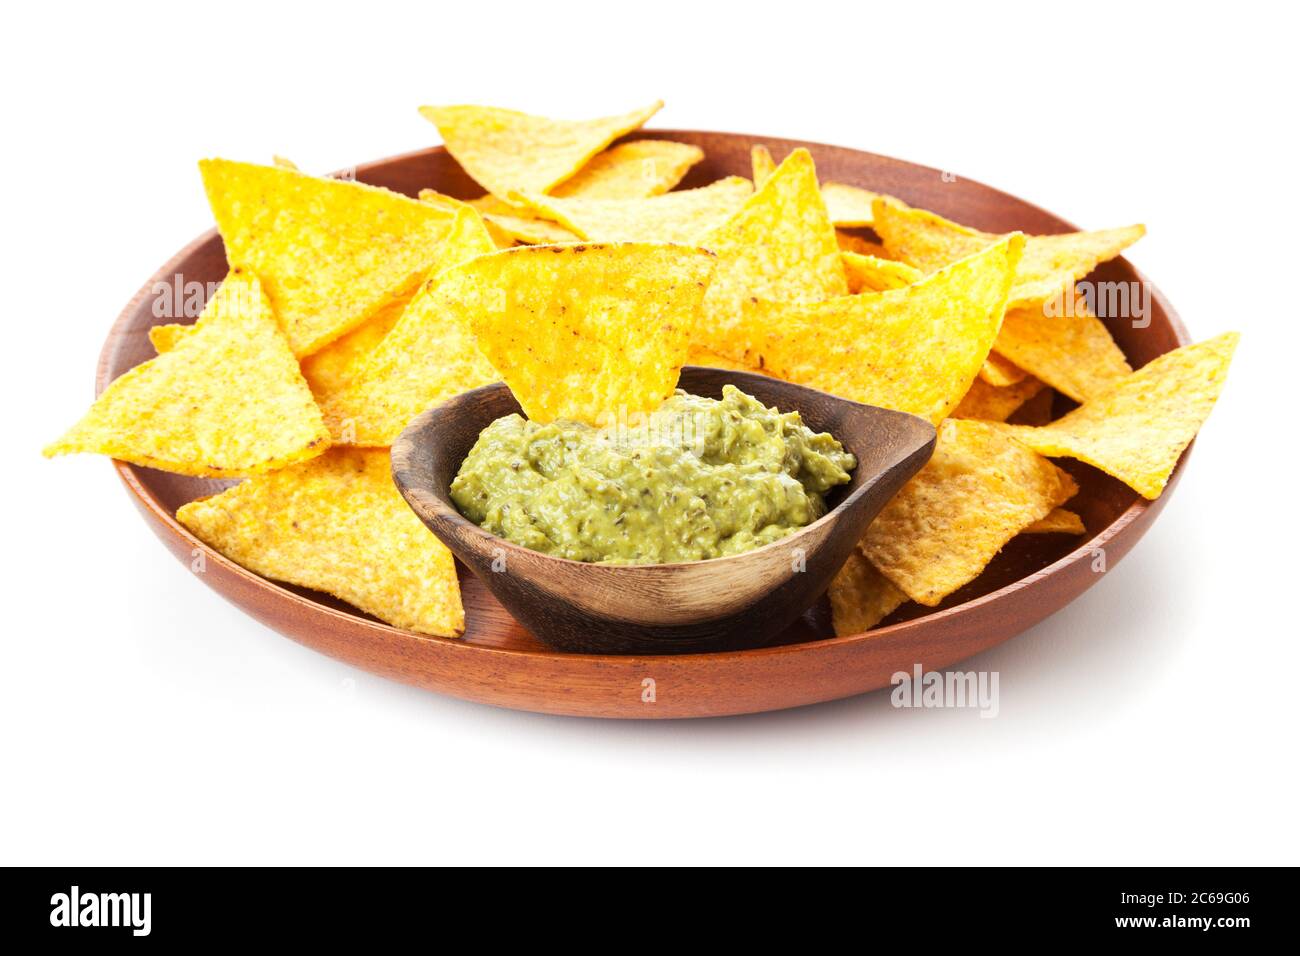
[450,385,856,564]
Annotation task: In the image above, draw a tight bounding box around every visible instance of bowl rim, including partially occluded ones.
[98,135,1192,663]
[390,369,937,573]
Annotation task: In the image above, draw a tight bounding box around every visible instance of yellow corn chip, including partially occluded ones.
[997,333,1238,499]
[299,295,410,397]
[821,181,881,227]
[828,550,908,636]
[841,251,922,293]
[468,195,579,244]
[153,298,414,398]
[873,198,1145,310]
[1024,508,1086,535]
[511,177,752,244]
[201,159,456,357]
[177,448,463,636]
[751,144,776,185]
[554,139,703,199]
[979,350,1029,387]
[861,418,1079,606]
[318,207,500,445]
[148,322,191,353]
[836,231,888,256]
[992,303,1132,403]
[751,147,881,225]
[437,243,717,424]
[741,236,1024,424]
[45,273,329,476]
[419,101,662,198]
[951,374,1045,422]
[685,344,765,374]
[698,148,847,360]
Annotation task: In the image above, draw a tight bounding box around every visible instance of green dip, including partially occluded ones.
[449,385,856,564]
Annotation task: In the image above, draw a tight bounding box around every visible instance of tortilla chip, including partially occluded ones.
[979,350,1029,387]
[1024,508,1086,535]
[177,448,462,636]
[841,251,922,293]
[751,144,776,185]
[829,550,908,636]
[992,303,1132,403]
[437,243,716,424]
[201,159,456,356]
[511,177,751,244]
[698,148,847,359]
[318,207,500,445]
[153,294,416,398]
[741,236,1023,424]
[951,374,1045,422]
[299,295,410,397]
[685,344,765,374]
[821,181,881,227]
[751,147,880,225]
[271,155,299,171]
[419,101,662,198]
[997,333,1238,498]
[837,232,888,256]
[873,198,1145,310]
[45,273,329,476]
[861,418,1079,606]
[421,190,565,245]
[148,322,191,353]
[554,139,703,199]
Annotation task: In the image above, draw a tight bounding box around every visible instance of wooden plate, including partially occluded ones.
[100,131,1189,718]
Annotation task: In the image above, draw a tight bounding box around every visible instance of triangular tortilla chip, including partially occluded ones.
[299,295,411,397]
[461,194,579,244]
[511,177,752,244]
[149,297,413,399]
[45,273,329,476]
[201,159,456,356]
[979,350,1029,387]
[553,139,703,199]
[739,236,1024,424]
[147,322,191,353]
[751,147,882,226]
[992,303,1132,403]
[177,448,463,636]
[841,251,922,293]
[318,207,500,445]
[951,374,1045,423]
[829,550,908,636]
[861,418,1079,606]
[751,144,776,185]
[697,148,847,360]
[873,198,1145,310]
[685,344,765,374]
[419,101,662,198]
[436,243,717,424]
[821,181,881,227]
[1024,508,1086,535]
[996,333,1238,498]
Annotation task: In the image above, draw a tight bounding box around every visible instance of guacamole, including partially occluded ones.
[449,385,856,564]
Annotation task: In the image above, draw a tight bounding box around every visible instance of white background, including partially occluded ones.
[4,1,1296,865]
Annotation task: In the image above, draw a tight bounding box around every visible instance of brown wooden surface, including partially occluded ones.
[99,131,1190,718]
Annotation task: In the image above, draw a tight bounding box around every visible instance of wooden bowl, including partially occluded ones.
[98,129,1190,717]
[390,369,935,654]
